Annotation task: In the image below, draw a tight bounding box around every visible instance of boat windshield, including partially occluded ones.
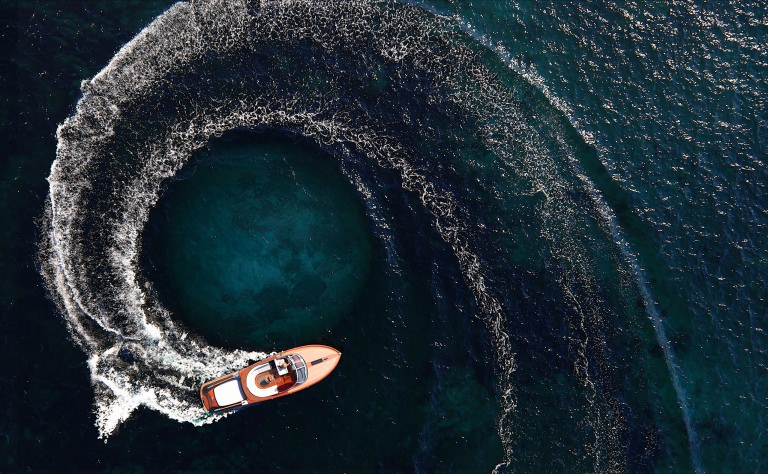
[288,354,307,384]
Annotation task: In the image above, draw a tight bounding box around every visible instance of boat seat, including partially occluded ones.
[275,359,289,376]
[245,364,279,397]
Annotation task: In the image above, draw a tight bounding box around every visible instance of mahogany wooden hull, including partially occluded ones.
[200,344,341,413]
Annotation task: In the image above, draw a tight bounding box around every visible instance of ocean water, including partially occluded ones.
[2,0,765,472]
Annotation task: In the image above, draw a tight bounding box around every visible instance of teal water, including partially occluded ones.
[144,133,374,348]
[3,0,766,472]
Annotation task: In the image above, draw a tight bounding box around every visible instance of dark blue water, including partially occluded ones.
[3,0,766,472]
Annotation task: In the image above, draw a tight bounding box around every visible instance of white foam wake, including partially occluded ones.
[40,3,666,473]
[40,0,520,442]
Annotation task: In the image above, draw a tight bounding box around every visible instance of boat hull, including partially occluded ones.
[200,344,341,413]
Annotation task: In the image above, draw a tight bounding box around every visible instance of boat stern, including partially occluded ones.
[200,373,246,413]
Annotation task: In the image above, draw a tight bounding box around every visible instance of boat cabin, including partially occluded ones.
[245,354,308,397]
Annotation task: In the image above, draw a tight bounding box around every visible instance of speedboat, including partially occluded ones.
[200,344,341,413]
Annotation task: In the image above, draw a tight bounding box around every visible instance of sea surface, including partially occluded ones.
[2,0,766,472]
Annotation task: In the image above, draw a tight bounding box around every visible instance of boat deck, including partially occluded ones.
[244,361,296,398]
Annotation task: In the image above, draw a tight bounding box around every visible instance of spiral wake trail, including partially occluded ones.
[40,1,700,470]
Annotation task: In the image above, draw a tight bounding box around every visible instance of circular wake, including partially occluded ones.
[41,0,687,470]
[42,0,520,442]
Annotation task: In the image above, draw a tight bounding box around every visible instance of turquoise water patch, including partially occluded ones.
[145,132,373,348]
